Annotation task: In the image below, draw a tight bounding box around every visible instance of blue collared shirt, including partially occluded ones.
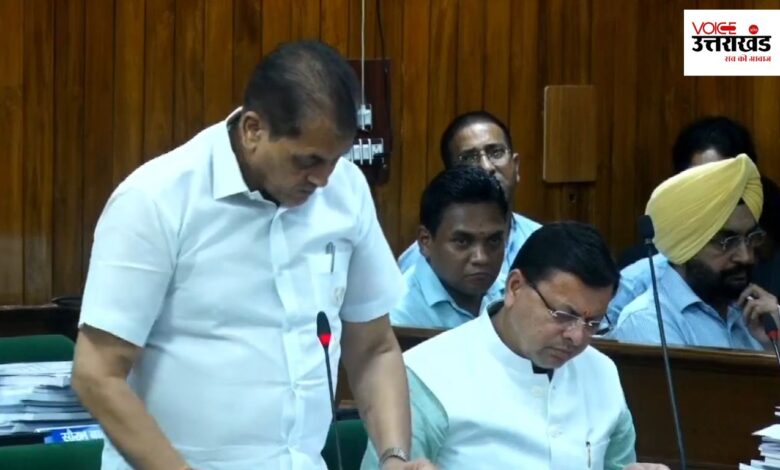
[606,254,670,325]
[397,212,540,294]
[609,266,763,350]
[389,257,503,329]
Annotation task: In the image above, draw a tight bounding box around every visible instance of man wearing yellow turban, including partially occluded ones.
[611,155,779,350]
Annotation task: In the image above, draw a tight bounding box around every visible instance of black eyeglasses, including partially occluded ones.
[710,228,766,253]
[528,282,611,336]
[455,145,511,165]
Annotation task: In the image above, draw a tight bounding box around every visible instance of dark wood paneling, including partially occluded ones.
[398,0,431,250]
[290,0,320,40]
[425,0,457,184]
[0,0,25,304]
[455,0,484,114]
[204,0,235,125]
[143,0,175,160]
[320,0,349,55]
[370,0,404,254]
[53,0,85,298]
[22,0,54,304]
[608,0,640,253]
[509,0,544,222]
[174,0,205,144]
[482,0,511,124]
[82,0,115,287]
[261,0,291,56]
[2,0,780,304]
[232,0,262,103]
[114,0,145,186]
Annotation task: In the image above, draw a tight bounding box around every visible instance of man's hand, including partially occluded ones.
[382,457,437,470]
[738,283,780,345]
[623,463,671,470]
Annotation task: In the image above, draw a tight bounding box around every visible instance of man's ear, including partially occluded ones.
[240,111,269,148]
[512,152,520,183]
[504,268,526,306]
[418,225,433,260]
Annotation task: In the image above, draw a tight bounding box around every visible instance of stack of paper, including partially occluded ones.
[741,409,780,469]
[0,361,96,435]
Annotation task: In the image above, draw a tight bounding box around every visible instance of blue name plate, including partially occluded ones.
[44,425,104,444]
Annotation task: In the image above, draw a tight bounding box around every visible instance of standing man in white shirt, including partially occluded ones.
[72,40,434,470]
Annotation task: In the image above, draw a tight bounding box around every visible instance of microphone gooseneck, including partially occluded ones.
[316,312,344,470]
[759,311,780,370]
[639,215,687,470]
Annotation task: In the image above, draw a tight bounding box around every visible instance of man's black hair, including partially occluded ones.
[420,166,508,236]
[243,40,359,139]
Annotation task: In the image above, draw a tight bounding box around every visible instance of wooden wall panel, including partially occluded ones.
[369,0,404,261]
[509,0,543,222]
[113,0,146,186]
[0,0,25,304]
[290,0,321,40]
[204,0,235,124]
[232,0,262,103]
[2,0,780,304]
[482,0,511,124]
[143,0,175,161]
[608,0,640,255]
[82,0,115,283]
[398,0,431,250]
[455,0,484,114]
[425,0,457,181]
[22,0,54,304]
[53,0,85,298]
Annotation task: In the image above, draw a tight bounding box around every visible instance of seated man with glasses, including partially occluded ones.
[611,155,779,351]
[398,112,540,299]
[363,222,667,470]
[606,115,764,325]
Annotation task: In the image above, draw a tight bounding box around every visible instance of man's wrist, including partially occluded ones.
[379,447,409,467]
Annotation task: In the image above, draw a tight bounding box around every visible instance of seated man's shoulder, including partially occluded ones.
[612,290,660,332]
[513,212,542,231]
[620,253,669,278]
[620,289,656,317]
[389,267,428,327]
[404,320,478,361]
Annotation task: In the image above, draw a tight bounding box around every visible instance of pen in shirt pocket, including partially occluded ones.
[586,440,591,468]
[326,242,335,273]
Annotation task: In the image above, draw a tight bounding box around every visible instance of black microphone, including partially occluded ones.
[753,299,780,369]
[639,215,687,470]
[317,312,344,470]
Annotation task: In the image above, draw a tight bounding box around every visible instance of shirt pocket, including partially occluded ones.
[307,243,351,315]
[587,437,611,470]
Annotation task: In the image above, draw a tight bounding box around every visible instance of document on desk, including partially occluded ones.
[0,361,94,436]
[0,361,72,387]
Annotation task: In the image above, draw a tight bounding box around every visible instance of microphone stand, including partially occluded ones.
[317,312,344,470]
[760,313,780,371]
[644,237,687,470]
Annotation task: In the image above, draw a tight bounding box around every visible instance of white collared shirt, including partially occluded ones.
[79,109,404,469]
[401,314,635,469]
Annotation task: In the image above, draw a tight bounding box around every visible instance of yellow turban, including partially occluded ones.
[646,154,763,264]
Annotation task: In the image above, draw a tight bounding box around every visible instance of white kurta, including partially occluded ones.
[404,313,632,470]
[79,109,404,469]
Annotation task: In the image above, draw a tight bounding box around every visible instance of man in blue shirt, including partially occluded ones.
[608,116,762,324]
[397,112,539,293]
[391,166,508,329]
[611,155,779,350]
